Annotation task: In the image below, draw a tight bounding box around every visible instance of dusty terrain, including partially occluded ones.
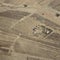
[0,0,60,60]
